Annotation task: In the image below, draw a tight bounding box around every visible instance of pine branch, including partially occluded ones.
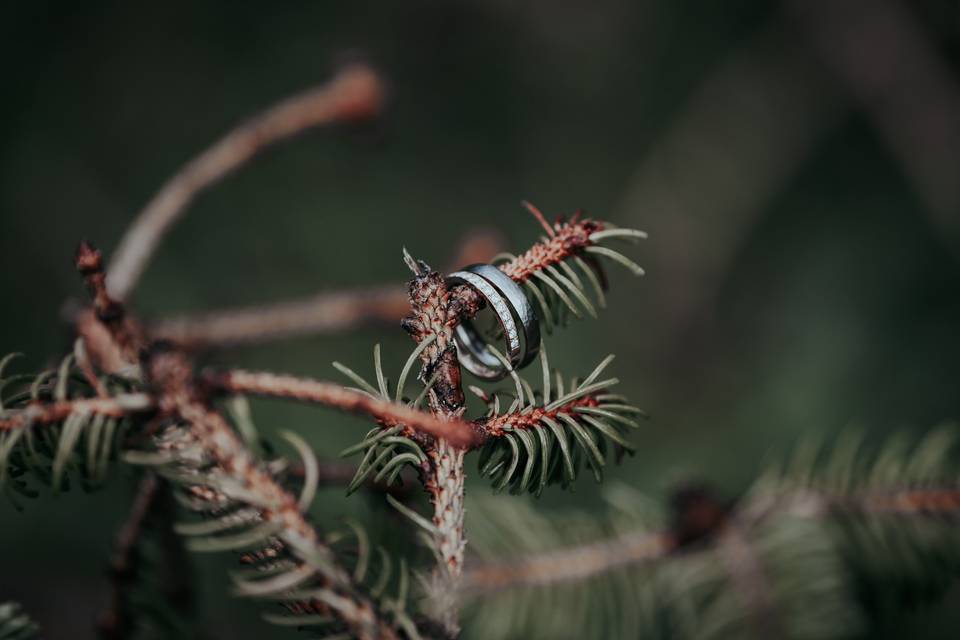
[462,427,960,640]
[105,63,385,303]
[443,206,646,333]
[143,345,406,640]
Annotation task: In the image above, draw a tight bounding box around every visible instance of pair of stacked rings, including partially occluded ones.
[446,264,541,380]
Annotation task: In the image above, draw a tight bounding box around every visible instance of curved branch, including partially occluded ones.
[106,63,385,302]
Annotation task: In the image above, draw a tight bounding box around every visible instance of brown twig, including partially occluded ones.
[498,215,602,283]
[105,63,385,303]
[204,369,478,448]
[461,531,672,593]
[147,228,504,349]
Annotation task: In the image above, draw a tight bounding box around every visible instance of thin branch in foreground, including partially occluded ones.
[204,369,479,448]
[105,63,385,303]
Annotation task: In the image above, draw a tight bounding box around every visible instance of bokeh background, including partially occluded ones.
[2,0,960,637]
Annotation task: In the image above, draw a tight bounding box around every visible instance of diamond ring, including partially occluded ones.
[446,264,541,380]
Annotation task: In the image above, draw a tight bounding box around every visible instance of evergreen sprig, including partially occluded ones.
[494,215,646,333]
[474,347,646,494]
[128,407,418,639]
[0,349,148,507]
[335,343,436,493]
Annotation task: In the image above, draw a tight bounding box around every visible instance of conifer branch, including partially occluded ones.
[143,346,403,640]
[105,63,385,303]
[97,473,169,640]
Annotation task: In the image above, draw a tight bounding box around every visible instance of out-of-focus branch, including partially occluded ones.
[97,474,161,640]
[0,394,154,432]
[105,63,385,303]
[204,369,479,448]
[151,285,409,348]
[461,531,672,593]
[148,228,503,348]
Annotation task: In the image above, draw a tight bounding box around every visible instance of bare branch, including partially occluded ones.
[204,369,479,448]
[106,63,385,303]
[498,215,604,283]
[0,394,154,432]
[461,530,671,593]
[148,228,503,348]
[151,285,409,348]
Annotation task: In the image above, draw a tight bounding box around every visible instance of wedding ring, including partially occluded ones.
[447,264,541,380]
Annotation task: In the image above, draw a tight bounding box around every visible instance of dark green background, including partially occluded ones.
[2,1,959,637]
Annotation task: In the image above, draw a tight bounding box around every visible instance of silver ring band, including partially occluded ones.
[447,264,541,380]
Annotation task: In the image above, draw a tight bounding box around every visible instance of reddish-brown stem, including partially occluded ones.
[203,369,478,448]
[479,395,601,438]
[151,286,410,348]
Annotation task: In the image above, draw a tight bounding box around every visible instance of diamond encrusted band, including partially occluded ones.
[447,264,540,380]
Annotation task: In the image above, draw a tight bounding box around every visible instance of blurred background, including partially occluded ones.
[2,0,960,637]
